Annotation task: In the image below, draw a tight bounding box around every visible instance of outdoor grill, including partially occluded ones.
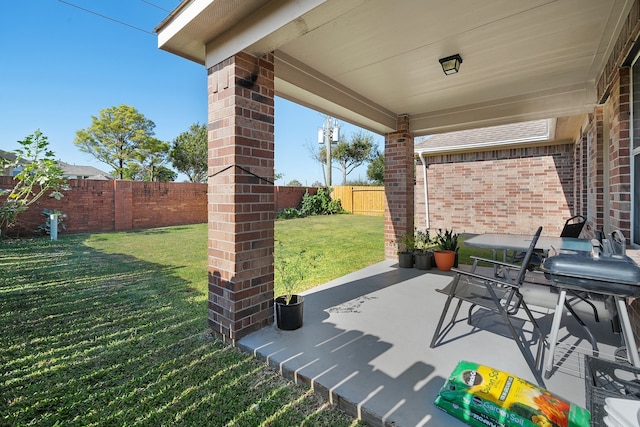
[539,251,640,382]
[541,252,640,297]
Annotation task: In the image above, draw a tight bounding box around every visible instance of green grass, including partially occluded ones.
[457,236,496,266]
[0,222,371,427]
[0,215,495,426]
[274,215,384,296]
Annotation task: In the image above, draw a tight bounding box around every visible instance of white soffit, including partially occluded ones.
[157,0,635,135]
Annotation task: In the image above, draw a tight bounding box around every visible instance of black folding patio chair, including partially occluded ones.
[430,226,547,386]
[512,215,586,269]
[559,215,586,238]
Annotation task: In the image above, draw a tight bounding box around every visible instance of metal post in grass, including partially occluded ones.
[50,213,58,241]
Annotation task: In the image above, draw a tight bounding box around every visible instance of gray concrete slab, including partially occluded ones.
[238,260,624,427]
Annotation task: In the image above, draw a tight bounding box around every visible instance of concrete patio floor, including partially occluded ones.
[238,260,629,427]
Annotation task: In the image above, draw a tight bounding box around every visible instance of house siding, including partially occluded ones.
[415,144,577,236]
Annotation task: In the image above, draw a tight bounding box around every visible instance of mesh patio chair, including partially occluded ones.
[512,215,587,269]
[430,226,547,386]
[559,215,586,238]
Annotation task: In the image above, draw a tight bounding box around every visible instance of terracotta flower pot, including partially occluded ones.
[434,250,456,271]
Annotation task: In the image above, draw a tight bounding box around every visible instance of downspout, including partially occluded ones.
[418,152,429,229]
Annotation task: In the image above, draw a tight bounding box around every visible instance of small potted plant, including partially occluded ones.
[273,242,315,330]
[394,230,415,268]
[434,228,459,271]
[414,228,435,270]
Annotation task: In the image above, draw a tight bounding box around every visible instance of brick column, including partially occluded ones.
[609,67,632,235]
[384,115,414,259]
[207,52,275,342]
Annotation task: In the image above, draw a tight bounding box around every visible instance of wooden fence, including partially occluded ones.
[331,186,385,216]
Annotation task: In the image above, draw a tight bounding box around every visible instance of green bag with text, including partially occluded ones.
[435,361,590,427]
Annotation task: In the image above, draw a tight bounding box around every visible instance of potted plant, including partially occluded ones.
[414,228,434,270]
[274,242,314,330]
[434,228,459,271]
[395,231,415,268]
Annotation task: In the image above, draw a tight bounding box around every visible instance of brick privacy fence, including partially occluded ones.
[274,186,317,212]
[0,177,207,235]
[0,177,318,236]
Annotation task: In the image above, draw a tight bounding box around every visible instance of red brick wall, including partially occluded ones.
[384,115,415,259]
[0,176,207,235]
[274,186,317,212]
[415,143,577,236]
[609,67,632,233]
[207,52,275,342]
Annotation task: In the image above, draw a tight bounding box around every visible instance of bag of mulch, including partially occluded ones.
[435,361,590,427]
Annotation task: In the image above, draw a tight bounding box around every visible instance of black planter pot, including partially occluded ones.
[414,252,433,270]
[398,252,414,268]
[275,295,304,330]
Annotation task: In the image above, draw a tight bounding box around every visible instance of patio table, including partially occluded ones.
[463,233,593,276]
[463,233,593,255]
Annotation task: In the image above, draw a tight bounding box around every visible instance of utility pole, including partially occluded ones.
[318,115,339,186]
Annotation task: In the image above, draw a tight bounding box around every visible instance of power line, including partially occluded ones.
[141,0,171,13]
[57,0,155,35]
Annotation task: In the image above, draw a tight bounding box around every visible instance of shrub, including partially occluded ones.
[276,207,303,220]
[299,188,345,216]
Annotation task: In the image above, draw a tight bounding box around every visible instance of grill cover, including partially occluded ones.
[541,253,640,297]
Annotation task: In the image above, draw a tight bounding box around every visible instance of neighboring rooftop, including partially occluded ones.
[414,119,564,155]
[0,153,113,180]
[58,162,113,180]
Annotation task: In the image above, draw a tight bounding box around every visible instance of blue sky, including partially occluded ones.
[1,0,382,185]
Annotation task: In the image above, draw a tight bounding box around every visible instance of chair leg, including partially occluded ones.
[519,300,546,371]
[485,284,546,387]
[430,277,463,348]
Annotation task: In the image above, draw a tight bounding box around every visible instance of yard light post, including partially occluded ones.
[318,115,339,186]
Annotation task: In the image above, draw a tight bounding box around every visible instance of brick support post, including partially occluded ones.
[207,52,275,342]
[609,67,632,234]
[384,115,414,259]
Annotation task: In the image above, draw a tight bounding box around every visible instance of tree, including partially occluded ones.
[287,179,303,187]
[367,151,384,184]
[0,130,66,232]
[332,130,377,185]
[169,123,208,183]
[124,138,173,181]
[154,166,178,182]
[74,104,158,179]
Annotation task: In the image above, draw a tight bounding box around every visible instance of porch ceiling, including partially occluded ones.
[156,0,633,137]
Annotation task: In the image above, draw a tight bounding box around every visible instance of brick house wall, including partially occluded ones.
[415,143,577,236]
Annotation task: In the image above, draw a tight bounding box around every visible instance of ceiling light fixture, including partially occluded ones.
[439,54,463,75]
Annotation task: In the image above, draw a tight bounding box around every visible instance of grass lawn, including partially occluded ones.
[1,214,493,426]
[1,218,377,426]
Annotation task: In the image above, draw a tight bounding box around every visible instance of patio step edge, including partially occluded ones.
[235,340,397,427]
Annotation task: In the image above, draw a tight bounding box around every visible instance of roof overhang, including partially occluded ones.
[156,0,634,136]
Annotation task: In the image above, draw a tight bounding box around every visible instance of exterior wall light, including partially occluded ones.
[439,54,463,75]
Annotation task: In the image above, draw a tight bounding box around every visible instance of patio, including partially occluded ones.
[238,259,634,427]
